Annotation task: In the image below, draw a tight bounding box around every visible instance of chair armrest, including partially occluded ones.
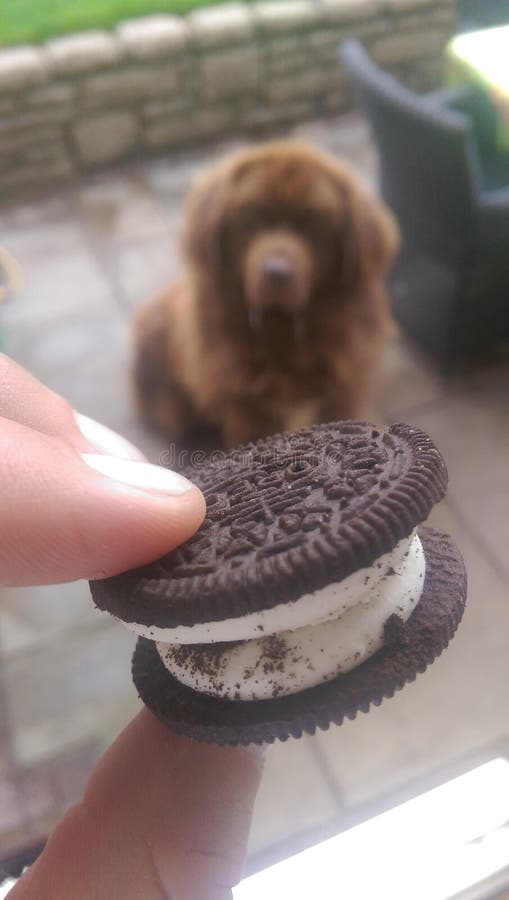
[425,85,475,109]
[480,186,509,209]
[429,83,499,153]
[476,189,509,249]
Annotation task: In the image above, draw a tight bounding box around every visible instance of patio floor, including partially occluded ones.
[0,112,508,880]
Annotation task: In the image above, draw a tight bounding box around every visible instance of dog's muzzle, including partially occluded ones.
[244,230,313,321]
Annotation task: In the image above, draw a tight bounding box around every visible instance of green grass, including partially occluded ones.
[0,0,227,46]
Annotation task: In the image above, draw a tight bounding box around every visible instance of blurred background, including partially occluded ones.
[0,0,508,896]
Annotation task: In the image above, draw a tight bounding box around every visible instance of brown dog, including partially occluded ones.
[133,142,399,448]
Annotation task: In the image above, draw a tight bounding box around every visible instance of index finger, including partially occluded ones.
[10,709,264,900]
[0,353,78,439]
[0,353,143,459]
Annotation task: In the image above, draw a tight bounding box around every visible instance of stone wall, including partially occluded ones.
[0,0,459,197]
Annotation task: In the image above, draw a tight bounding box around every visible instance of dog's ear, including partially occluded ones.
[323,156,400,290]
[341,182,400,289]
[182,164,231,271]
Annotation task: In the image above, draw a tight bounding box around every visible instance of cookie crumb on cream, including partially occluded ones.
[157,532,425,700]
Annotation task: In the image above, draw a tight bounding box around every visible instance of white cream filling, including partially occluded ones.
[157,532,426,700]
[121,532,417,644]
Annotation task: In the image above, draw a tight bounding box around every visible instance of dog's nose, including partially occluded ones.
[262,255,294,285]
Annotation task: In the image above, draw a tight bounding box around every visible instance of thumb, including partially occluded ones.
[0,416,205,586]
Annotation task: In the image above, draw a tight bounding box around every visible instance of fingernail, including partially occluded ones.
[81,453,194,496]
[75,412,145,461]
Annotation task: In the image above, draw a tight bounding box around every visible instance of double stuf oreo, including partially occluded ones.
[90,421,466,745]
[91,422,448,632]
[131,527,465,744]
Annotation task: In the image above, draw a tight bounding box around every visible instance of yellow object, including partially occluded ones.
[446,25,509,151]
[0,246,23,304]
[446,25,509,152]
[448,26,509,94]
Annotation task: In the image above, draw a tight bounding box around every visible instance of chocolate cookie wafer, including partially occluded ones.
[90,422,466,745]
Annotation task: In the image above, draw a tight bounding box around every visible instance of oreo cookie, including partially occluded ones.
[90,422,466,745]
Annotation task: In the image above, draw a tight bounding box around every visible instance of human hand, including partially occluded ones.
[1,354,263,900]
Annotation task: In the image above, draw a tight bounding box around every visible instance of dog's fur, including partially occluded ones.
[133,142,399,448]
